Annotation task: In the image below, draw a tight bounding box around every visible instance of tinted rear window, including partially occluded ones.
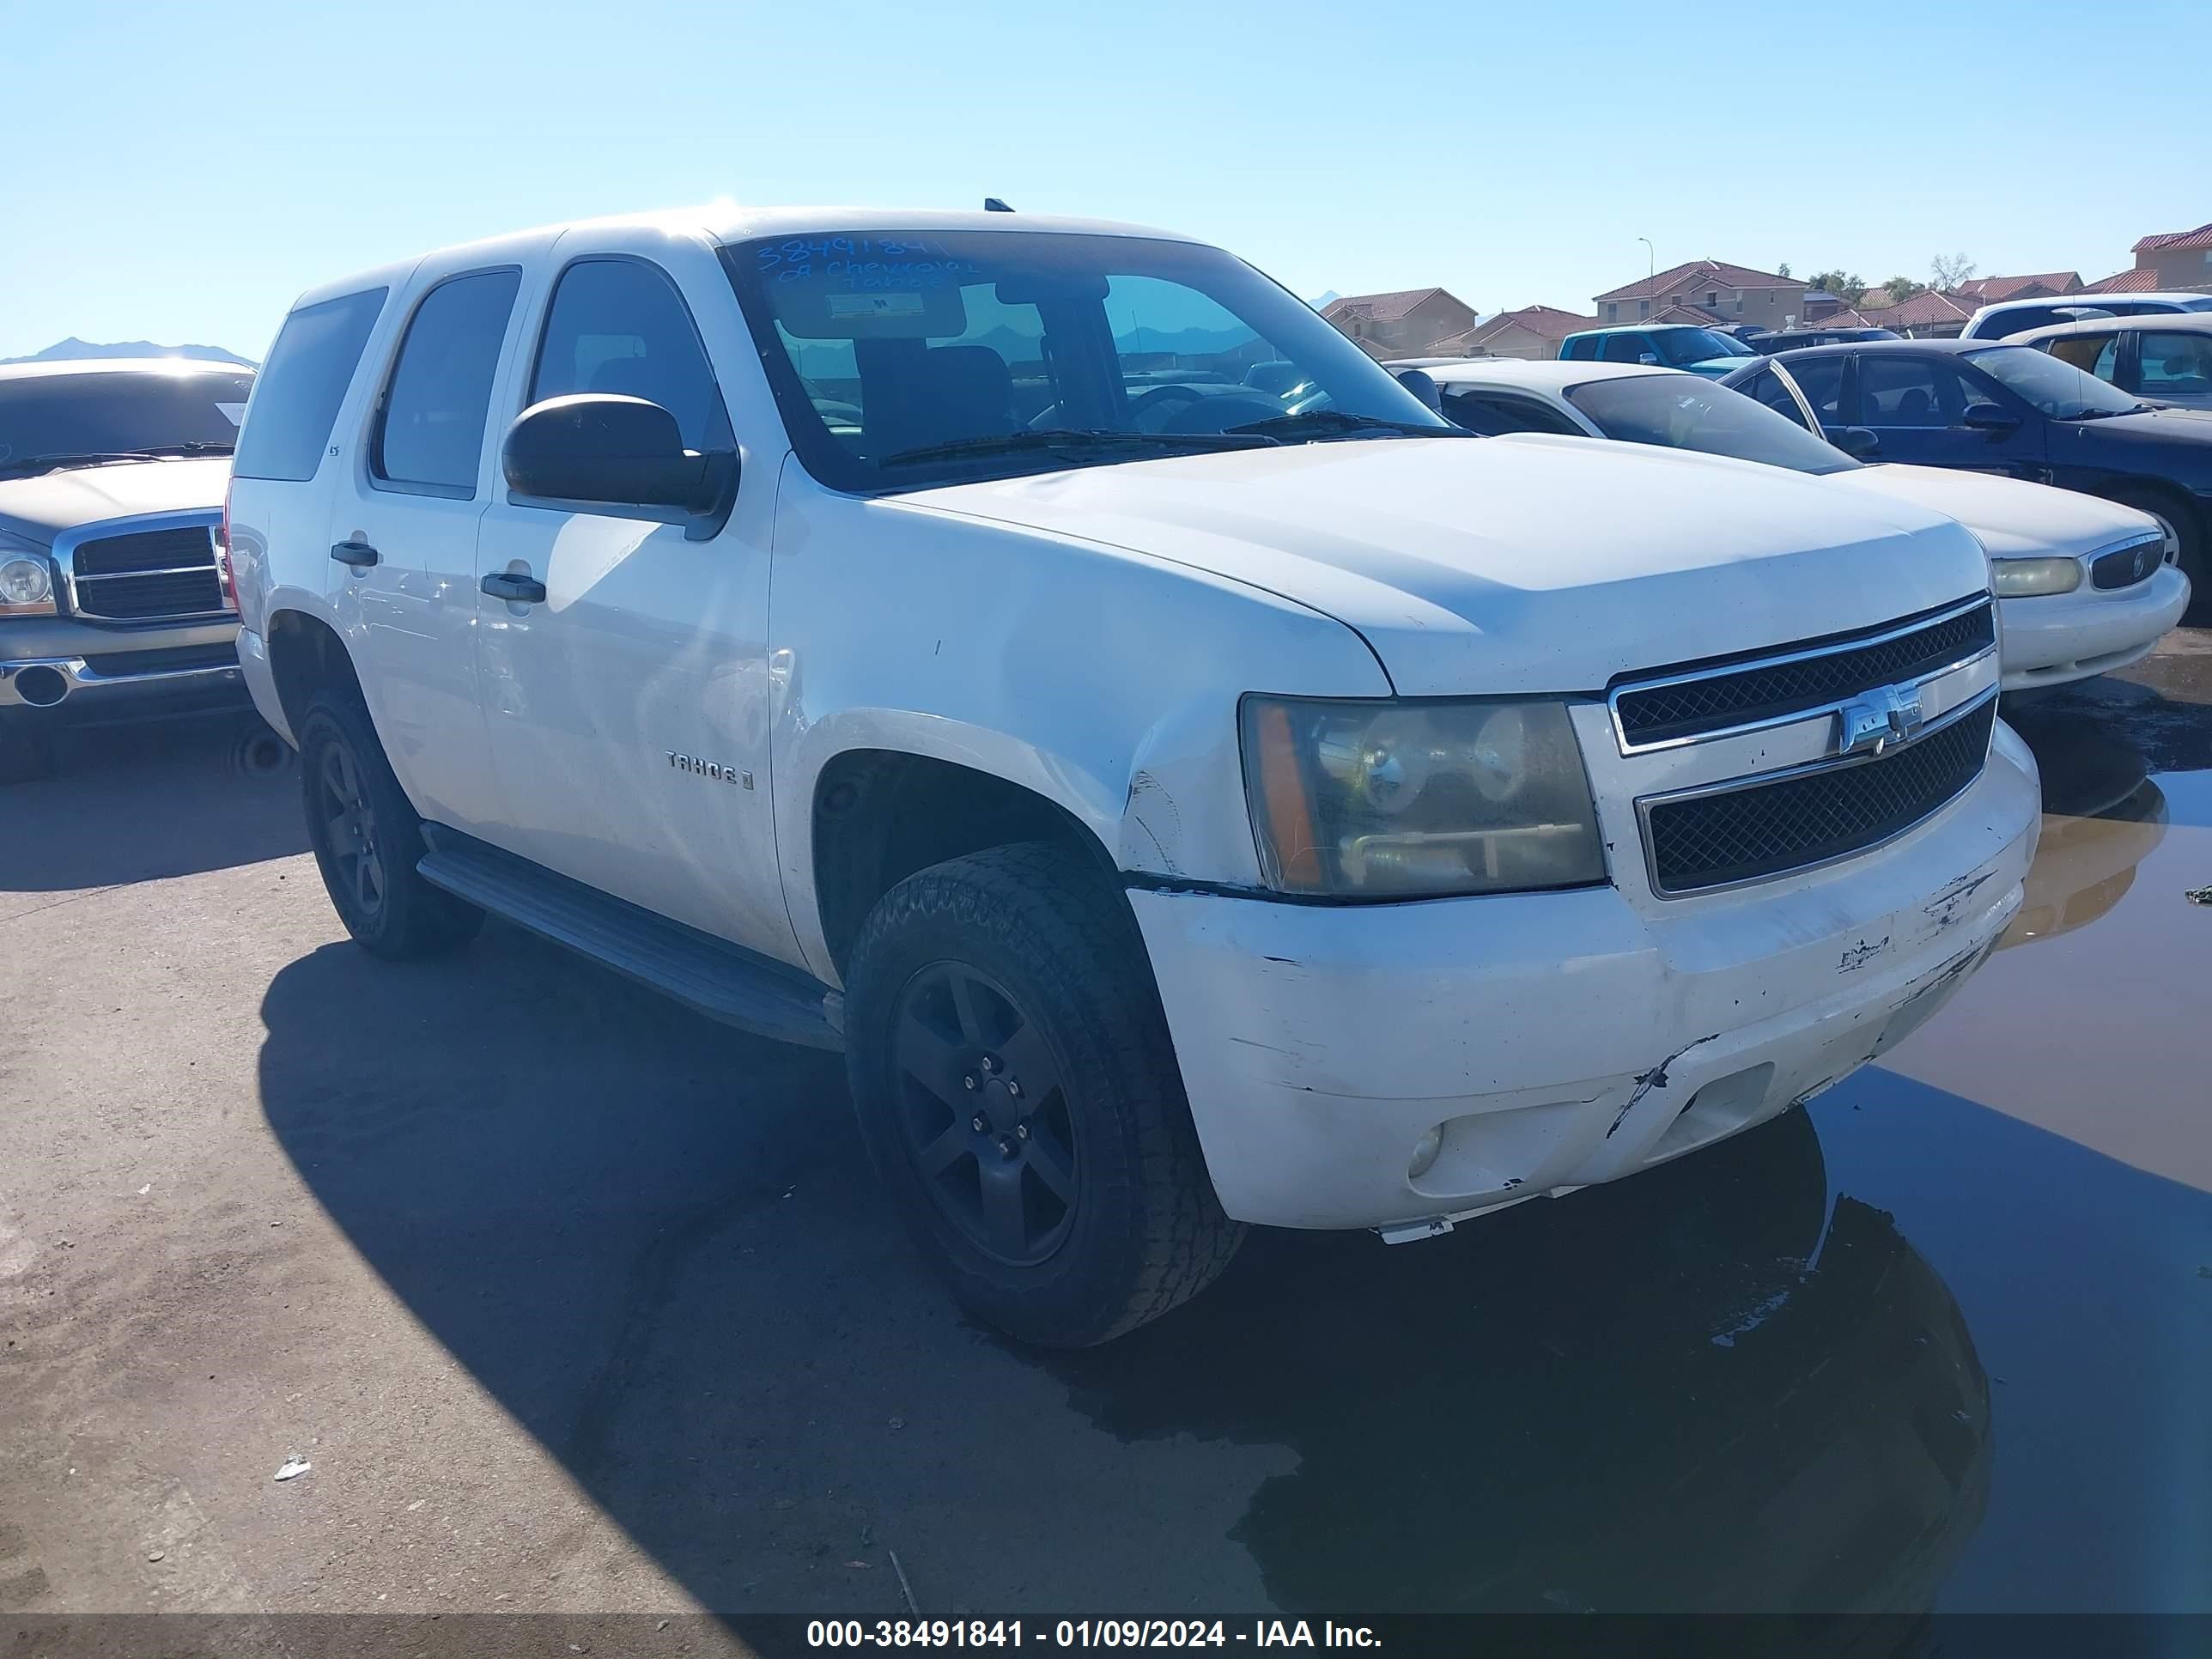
[234,289,387,482]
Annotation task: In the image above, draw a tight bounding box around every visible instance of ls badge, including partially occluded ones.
[1837,684,1925,758]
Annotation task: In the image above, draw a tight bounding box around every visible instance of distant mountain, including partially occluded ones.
[3,337,257,368]
[1308,291,1340,309]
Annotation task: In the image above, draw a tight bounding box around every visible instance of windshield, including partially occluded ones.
[1565,373,1860,475]
[1652,328,1753,366]
[722,229,1454,491]
[1961,345,2142,419]
[0,368,252,475]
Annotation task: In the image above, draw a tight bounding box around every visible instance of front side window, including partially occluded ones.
[530,258,731,453]
[1600,333,1649,364]
[0,367,253,477]
[232,289,387,482]
[1961,344,2142,419]
[375,269,521,495]
[1858,356,1966,426]
[2136,331,2212,397]
[723,229,1452,493]
[1565,374,1857,475]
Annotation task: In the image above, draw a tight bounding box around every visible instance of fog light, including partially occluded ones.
[1408,1124,1443,1180]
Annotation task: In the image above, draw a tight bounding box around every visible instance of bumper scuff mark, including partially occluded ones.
[1606,1031,1722,1139]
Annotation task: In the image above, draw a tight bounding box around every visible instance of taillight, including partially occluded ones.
[215,482,239,611]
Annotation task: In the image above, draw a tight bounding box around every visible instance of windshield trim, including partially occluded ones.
[718,230,1454,498]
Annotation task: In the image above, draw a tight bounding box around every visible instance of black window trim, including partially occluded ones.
[507,251,736,531]
[1492,387,1592,436]
[368,262,526,502]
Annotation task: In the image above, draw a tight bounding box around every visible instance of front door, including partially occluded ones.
[1850,351,2048,479]
[471,242,794,962]
[328,265,523,835]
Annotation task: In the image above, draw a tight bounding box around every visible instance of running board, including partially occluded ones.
[417,825,843,1052]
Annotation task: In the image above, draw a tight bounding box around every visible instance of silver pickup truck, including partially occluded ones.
[0,359,255,781]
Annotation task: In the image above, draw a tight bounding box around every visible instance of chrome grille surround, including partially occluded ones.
[54,509,229,624]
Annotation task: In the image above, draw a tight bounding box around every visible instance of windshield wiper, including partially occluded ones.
[1226,409,1463,441]
[136,441,235,456]
[2057,407,2132,422]
[0,450,157,478]
[878,428,1278,468]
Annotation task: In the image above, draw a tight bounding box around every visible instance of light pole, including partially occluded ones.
[1638,237,1654,287]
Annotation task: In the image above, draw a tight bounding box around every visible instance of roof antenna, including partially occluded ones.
[983,198,1015,213]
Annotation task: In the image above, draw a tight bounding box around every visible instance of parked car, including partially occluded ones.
[230,205,2038,1346]
[1558,324,1756,377]
[0,359,256,781]
[2014,313,2212,411]
[1422,360,2188,691]
[1959,292,2212,341]
[1744,326,1900,351]
[1731,338,2212,599]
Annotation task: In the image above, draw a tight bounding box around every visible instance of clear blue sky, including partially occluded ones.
[8,0,2209,361]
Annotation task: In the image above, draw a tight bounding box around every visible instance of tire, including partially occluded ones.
[2103,483,2205,605]
[843,842,1244,1346]
[0,720,52,785]
[296,688,483,959]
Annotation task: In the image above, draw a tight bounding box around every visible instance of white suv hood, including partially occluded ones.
[906,434,1990,695]
[1825,463,2163,559]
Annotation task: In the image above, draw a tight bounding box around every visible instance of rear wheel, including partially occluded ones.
[844,842,1243,1346]
[297,689,483,958]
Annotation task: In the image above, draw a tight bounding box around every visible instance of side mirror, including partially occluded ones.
[1960,402,2020,435]
[1392,368,1444,415]
[1638,353,1660,366]
[503,394,738,523]
[1832,425,1881,459]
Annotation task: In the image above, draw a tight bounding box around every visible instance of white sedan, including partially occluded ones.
[1420,359,2191,691]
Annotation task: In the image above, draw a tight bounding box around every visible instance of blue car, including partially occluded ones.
[1558,324,1758,378]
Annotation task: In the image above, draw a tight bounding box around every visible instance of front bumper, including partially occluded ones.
[1133,721,2039,1232]
[1998,565,2190,690]
[0,613,247,727]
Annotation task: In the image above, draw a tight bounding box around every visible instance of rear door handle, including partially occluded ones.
[331,539,380,569]
[480,570,547,605]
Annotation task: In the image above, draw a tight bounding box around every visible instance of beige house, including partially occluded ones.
[1436,304,1596,361]
[2084,222,2212,295]
[1321,288,1480,360]
[1593,259,1806,329]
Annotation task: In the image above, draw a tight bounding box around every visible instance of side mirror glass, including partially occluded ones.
[503,394,737,522]
[1392,368,1444,415]
[1960,401,2020,435]
[1638,353,1660,366]
[1832,425,1881,459]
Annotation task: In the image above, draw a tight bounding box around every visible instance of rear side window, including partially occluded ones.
[233,289,387,482]
[1561,337,1595,361]
[374,270,522,496]
[527,258,730,452]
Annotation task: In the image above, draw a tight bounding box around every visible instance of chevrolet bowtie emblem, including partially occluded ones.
[1837,684,1925,757]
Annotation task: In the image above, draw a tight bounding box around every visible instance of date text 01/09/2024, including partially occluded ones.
[805,1622,1383,1650]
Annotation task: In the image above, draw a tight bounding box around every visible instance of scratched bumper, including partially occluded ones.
[1130,721,2039,1231]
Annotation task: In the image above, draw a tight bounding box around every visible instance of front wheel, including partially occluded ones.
[843,842,1243,1346]
[2104,483,2204,607]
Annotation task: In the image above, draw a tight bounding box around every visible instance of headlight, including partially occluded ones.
[1989,556,2082,597]
[1240,696,1607,898]
[0,552,56,616]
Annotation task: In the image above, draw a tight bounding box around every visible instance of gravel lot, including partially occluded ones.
[4,636,2209,1628]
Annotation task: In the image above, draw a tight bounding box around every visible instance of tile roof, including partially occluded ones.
[1595,258,1799,303]
[1322,288,1455,323]
[1445,304,1596,349]
[2082,267,2165,294]
[1955,272,2082,303]
[2133,222,2212,254]
[1881,289,1974,327]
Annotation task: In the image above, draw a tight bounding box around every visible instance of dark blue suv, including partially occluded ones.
[1723,340,2212,598]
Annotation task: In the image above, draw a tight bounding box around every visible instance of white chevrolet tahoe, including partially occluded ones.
[230,208,2040,1346]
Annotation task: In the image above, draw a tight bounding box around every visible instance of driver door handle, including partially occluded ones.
[330,539,380,569]
[480,570,547,605]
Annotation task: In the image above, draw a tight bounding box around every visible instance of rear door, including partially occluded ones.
[470,234,796,960]
[328,263,527,834]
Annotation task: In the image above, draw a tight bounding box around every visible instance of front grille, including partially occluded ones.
[1645,698,1996,895]
[2090,539,2162,590]
[69,525,226,621]
[1613,599,1995,749]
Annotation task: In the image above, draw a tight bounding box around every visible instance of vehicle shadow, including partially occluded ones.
[257,927,1999,1626]
[0,714,306,892]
